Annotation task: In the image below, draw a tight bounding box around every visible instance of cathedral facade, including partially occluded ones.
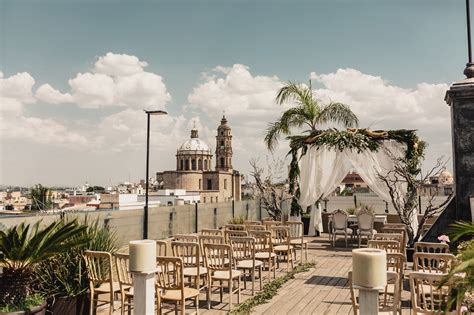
[156,116,241,203]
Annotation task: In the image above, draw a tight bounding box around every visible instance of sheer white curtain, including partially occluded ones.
[299,146,351,236]
[297,140,418,236]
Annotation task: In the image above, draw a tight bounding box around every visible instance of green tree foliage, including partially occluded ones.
[30,184,53,211]
[264,81,359,152]
[86,186,106,193]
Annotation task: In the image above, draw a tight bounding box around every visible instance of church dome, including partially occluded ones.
[177,128,211,153]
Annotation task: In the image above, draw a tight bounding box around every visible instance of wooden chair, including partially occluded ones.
[414,242,450,254]
[171,241,208,304]
[368,240,401,254]
[245,224,266,232]
[229,236,263,296]
[412,252,455,273]
[356,209,376,247]
[331,209,352,248]
[349,271,400,315]
[263,220,281,231]
[381,227,407,253]
[203,243,241,311]
[244,220,262,226]
[201,228,223,236]
[173,234,199,243]
[387,252,405,301]
[286,221,308,264]
[409,271,461,315]
[270,226,294,271]
[156,240,168,256]
[114,253,133,315]
[156,256,199,315]
[83,250,121,315]
[224,224,246,231]
[224,230,248,243]
[249,230,276,281]
[383,223,406,229]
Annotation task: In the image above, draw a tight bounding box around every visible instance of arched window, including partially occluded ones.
[185,160,189,170]
[180,159,184,170]
[204,159,208,170]
[220,157,225,167]
[191,159,196,170]
[198,159,202,170]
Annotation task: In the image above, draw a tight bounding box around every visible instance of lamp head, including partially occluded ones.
[144,110,168,116]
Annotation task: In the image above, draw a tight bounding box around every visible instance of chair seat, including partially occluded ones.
[334,228,353,235]
[357,229,377,235]
[273,245,294,252]
[160,287,200,301]
[237,259,263,269]
[212,269,242,280]
[254,252,276,259]
[94,281,121,294]
[290,239,307,245]
[183,266,207,277]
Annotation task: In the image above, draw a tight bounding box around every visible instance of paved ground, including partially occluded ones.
[99,233,413,314]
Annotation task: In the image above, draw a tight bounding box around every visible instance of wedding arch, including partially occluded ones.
[287,128,425,237]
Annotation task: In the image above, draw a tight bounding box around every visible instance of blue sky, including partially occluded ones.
[0,0,467,186]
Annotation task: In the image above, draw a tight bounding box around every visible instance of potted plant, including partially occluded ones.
[0,220,86,314]
[34,217,117,315]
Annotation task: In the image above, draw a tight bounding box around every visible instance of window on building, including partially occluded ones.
[220,140,224,148]
[199,179,202,190]
[207,179,212,190]
[185,160,189,170]
[224,179,227,189]
[191,159,196,170]
[216,196,218,202]
[203,197,206,203]
[198,159,202,170]
[204,160,208,170]
[180,159,183,170]
[220,157,225,167]
[210,196,213,203]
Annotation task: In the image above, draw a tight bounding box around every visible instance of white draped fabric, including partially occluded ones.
[298,140,418,236]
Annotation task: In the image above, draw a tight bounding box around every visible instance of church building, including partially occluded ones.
[156,116,241,203]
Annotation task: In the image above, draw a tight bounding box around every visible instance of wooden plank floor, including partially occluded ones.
[100,233,414,314]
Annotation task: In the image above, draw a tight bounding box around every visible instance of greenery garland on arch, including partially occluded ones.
[287,128,426,215]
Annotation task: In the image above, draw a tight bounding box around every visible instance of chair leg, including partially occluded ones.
[237,276,241,303]
[251,268,255,296]
[259,266,262,290]
[229,279,233,311]
[207,276,211,310]
[181,298,185,315]
[89,290,94,315]
[196,294,199,315]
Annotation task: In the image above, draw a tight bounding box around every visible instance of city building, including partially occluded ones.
[156,116,241,203]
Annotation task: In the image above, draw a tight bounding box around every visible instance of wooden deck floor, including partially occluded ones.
[100,233,413,314]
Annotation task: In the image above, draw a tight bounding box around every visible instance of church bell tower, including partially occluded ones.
[215,115,233,172]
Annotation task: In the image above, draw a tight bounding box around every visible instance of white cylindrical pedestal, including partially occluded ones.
[133,271,156,315]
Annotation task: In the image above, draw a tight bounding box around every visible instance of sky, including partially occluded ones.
[0,0,468,187]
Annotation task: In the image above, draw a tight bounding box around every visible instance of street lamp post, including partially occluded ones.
[144,110,167,239]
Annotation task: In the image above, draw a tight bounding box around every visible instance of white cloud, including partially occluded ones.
[35,84,73,104]
[0,71,36,111]
[39,53,171,109]
[94,52,148,77]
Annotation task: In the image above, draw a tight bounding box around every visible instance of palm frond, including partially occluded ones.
[275,82,313,107]
[446,221,474,243]
[315,102,359,128]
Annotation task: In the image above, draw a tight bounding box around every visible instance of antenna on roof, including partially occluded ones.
[464,0,474,77]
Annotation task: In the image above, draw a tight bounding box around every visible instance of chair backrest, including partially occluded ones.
[199,235,224,254]
[171,241,200,268]
[412,252,455,273]
[224,230,248,243]
[409,271,460,314]
[373,233,403,244]
[156,256,184,292]
[414,242,449,254]
[244,221,262,226]
[229,237,256,263]
[331,209,348,231]
[203,243,232,272]
[263,221,281,230]
[381,227,406,243]
[245,224,266,232]
[156,240,167,256]
[270,226,290,245]
[83,250,114,288]
[225,224,246,231]
[201,228,223,236]
[349,270,400,315]
[286,221,304,240]
[383,223,406,229]
[114,253,133,287]
[172,234,199,243]
[368,240,401,254]
[356,209,374,231]
[386,252,405,275]
[249,230,272,253]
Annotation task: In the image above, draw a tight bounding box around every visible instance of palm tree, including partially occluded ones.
[0,220,87,308]
[265,82,359,151]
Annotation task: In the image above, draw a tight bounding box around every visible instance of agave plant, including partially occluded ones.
[0,220,87,308]
[441,221,474,312]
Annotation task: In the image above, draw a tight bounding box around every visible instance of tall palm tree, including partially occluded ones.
[265,82,359,151]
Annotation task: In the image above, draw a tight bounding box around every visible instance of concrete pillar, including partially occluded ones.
[445,76,474,222]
